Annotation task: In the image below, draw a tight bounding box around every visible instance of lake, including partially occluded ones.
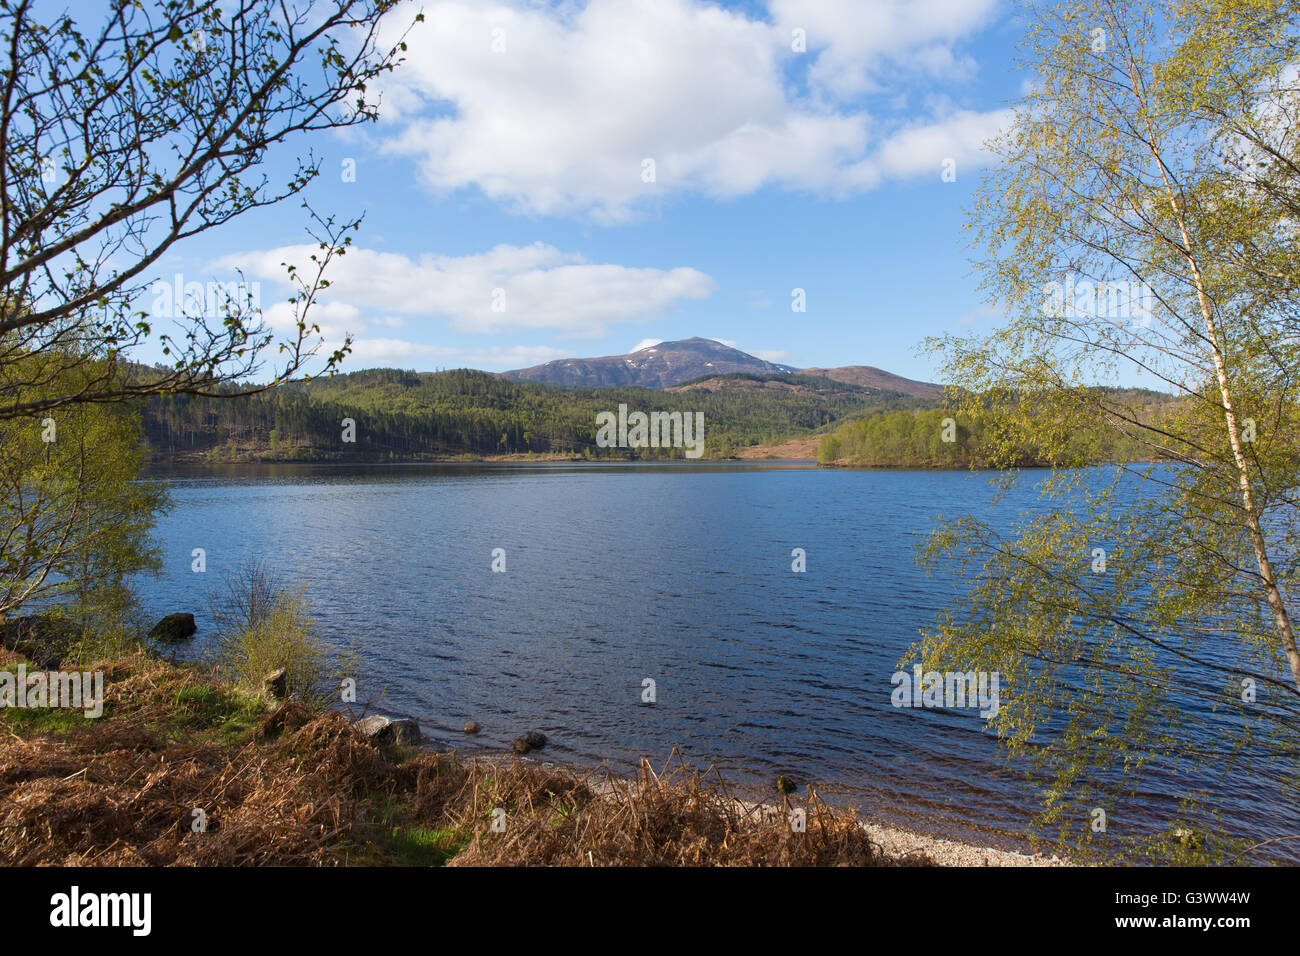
[133,461,1299,859]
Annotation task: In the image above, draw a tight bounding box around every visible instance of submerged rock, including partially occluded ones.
[355,714,423,746]
[148,613,197,644]
[463,720,481,735]
[512,730,547,754]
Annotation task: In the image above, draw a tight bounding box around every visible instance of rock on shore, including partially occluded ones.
[355,714,423,746]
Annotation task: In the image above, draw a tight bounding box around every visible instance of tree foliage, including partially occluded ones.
[0,0,417,631]
[0,0,416,421]
[139,368,935,461]
[817,391,1171,467]
[921,0,1300,861]
[0,352,167,626]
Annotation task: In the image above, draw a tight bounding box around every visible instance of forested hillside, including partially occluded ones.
[141,368,931,462]
[817,389,1176,467]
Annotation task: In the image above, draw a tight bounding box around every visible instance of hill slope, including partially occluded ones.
[799,366,941,398]
[502,337,940,396]
[142,367,930,463]
[501,337,797,388]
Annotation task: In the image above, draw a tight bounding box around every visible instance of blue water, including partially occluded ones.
[132,461,1299,858]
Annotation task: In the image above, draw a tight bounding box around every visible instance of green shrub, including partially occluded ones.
[66,588,152,664]
[212,563,333,706]
[817,434,842,464]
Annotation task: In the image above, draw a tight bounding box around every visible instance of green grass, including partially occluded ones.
[0,653,95,734]
[0,668,265,742]
[382,825,467,867]
[0,705,84,734]
[548,793,579,826]
[360,794,468,866]
[172,684,265,742]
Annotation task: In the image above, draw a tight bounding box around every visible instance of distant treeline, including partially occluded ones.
[817,389,1173,467]
[141,368,931,462]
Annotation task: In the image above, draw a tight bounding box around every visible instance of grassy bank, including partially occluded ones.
[0,647,958,867]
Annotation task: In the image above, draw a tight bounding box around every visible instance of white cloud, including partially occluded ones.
[845,107,1015,187]
[259,299,363,343]
[630,338,664,353]
[375,0,1007,219]
[341,339,569,371]
[769,0,999,97]
[216,242,715,337]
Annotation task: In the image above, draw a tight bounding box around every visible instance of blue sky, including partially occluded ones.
[152,0,1027,383]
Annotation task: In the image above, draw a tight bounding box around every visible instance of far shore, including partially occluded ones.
[149,446,821,467]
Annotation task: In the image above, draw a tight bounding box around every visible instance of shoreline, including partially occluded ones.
[147,452,820,466]
[144,453,1152,471]
[0,646,1070,866]
[457,749,1070,867]
[5,650,1066,868]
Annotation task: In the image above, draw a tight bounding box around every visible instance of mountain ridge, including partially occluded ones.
[501,337,939,396]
